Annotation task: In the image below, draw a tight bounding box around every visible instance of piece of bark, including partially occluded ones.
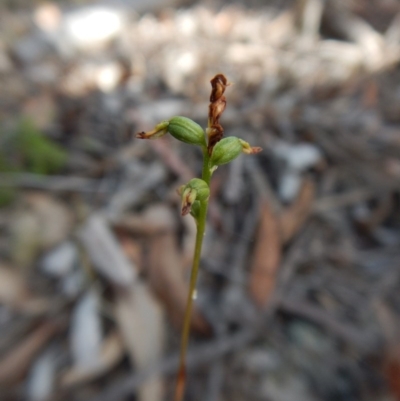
[249,200,282,308]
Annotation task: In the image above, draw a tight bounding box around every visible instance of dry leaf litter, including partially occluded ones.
[1,0,400,400]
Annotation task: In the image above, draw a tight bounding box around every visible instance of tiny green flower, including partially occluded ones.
[181,186,198,216]
[179,178,210,216]
[186,178,210,201]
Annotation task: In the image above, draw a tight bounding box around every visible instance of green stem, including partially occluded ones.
[174,149,211,401]
[201,148,212,185]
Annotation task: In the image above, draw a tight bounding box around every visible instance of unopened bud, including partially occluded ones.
[168,116,206,146]
[136,117,206,147]
[186,178,210,201]
[210,137,242,166]
[210,137,262,168]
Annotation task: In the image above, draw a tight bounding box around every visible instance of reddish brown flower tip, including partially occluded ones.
[210,74,230,102]
[208,73,230,154]
[246,146,263,154]
[181,187,197,216]
[181,203,192,216]
[238,139,263,154]
[135,121,169,140]
[181,193,193,216]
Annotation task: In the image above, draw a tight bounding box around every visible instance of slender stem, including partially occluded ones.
[174,149,211,401]
[201,148,212,185]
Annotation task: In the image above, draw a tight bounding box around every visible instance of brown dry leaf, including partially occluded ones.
[279,178,315,244]
[114,281,165,401]
[147,232,211,335]
[116,231,143,272]
[78,214,136,287]
[0,320,62,387]
[12,193,74,269]
[61,331,124,388]
[0,263,49,314]
[249,200,282,308]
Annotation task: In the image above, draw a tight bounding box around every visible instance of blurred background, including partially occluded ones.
[2,0,400,400]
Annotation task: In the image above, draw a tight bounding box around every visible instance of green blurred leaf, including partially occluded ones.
[0,118,68,207]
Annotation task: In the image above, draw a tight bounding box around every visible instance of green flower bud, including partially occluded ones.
[186,178,209,201]
[210,137,263,169]
[179,178,210,216]
[167,116,206,146]
[210,137,242,167]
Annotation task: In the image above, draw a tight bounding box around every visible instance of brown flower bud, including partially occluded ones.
[207,73,231,154]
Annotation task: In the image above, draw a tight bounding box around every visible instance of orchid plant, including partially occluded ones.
[137,74,261,401]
